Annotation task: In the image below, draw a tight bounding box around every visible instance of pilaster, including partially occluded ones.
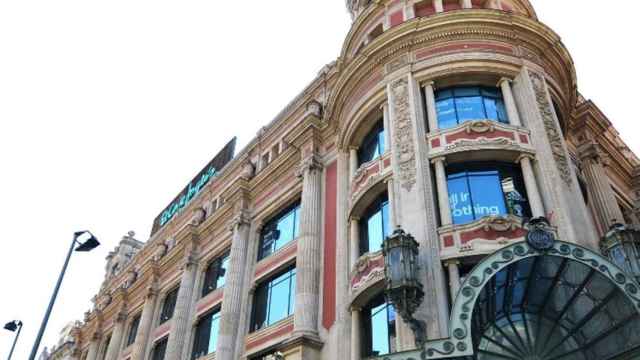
[131,274,159,360]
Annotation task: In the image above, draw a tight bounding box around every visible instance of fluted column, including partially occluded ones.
[434,0,444,13]
[446,260,461,302]
[424,82,438,133]
[350,147,359,180]
[461,0,472,8]
[350,217,360,268]
[432,157,452,226]
[350,309,361,360]
[165,255,199,359]
[85,335,100,360]
[579,142,625,231]
[104,312,126,360]
[293,156,324,338]
[131,286,158,360]
[217,211,251,360]
[518,154,545,217]
[499,78,522,127]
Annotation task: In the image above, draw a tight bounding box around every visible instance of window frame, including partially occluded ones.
[446,162,531,225]
[201,252,230,297]
[159,287,179,325]
[434,86,508,129]
[250,265,297,332]
[151,337,168,360]
[359,192,390,256]
[357,119,386,167]
[191,307,222,359]
[362,293,396,357]
[257,201,301,261]
[125,313,141,348]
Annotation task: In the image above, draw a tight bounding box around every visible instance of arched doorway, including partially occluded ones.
[375,241,640,360]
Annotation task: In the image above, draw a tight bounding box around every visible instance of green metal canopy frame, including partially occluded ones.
[374,240,640,360]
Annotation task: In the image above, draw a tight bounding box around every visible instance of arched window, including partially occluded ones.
[358,120,386,166]
[435,86,508,129]
[447,162,530,224]
[360,192,390,255]
[362,294,396,357]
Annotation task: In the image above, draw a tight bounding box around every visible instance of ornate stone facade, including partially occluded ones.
[51,1,640,360]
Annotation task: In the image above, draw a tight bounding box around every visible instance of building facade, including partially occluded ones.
[57,1,640,359]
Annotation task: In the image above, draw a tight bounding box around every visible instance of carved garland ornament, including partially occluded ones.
[391,78,417,192]
[529,71,573,186]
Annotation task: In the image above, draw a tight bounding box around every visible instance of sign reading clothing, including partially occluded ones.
[151,137,237,235]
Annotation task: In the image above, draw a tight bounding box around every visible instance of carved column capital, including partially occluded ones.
[578,141,610,166]
[430,156,447,165]
[296,155,324,178]
[516,153,536,164]
[228,209,251,232]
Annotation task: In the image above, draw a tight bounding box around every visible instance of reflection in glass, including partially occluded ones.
[251,267,296,332]
[360,193,390,255]
[358,120,386,166]
[434,86,509,129]
[363,294,396,357]
[258,202,301,260]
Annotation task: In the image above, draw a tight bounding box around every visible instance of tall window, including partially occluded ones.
[125,314,141,347]
[191,309,221,359]
[251,266,296,332]
[202,252,230,297]
[363,294,396,357]
[258,202,301,261]
[447,163,530,225]
[358,120,386,166]
[151,338,168,360]
[360,193,390,255]
[435,86,508,129]
[159,287,179,324]
[100,334,111,360]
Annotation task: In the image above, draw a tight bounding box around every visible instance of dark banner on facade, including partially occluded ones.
[150,137,237,235]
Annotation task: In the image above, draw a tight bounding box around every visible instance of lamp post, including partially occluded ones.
[382,227,427,348]
[4,320,23,360]
[601,223,640,283]
[28,231,100,360]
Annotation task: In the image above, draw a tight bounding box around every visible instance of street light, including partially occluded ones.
[28,231,100,360]
[382,227,426,348]
[4,320,23,360]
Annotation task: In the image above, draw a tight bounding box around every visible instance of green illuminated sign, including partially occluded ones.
[159,166,217,226]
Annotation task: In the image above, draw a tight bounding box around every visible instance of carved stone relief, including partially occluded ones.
[529,71,573,185]
[391,77,417,192]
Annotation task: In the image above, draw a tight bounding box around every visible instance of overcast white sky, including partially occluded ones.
[0,0,638,358]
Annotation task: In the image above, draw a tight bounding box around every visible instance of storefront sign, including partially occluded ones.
[151,137,236,235]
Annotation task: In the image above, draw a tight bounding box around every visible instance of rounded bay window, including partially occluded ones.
[435,86,508,129]
[446,162,531,225]
[359,192,391,255]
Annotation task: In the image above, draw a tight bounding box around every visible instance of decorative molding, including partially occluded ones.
[391,77,417,192]
[529,70,573,185]
[350,251,385,292]
[295,154,324,178]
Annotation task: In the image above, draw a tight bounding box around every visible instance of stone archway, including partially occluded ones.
[375,241,640,360]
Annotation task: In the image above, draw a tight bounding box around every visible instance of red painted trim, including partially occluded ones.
[415,42,515,60]
[254,243,298,278]
[196,289,224,315]
[431,138,441,148]
[383,158,392,168]
[322,161,337,330]
[443,235,455,248]
[153,322,171,340]
[460,227,526,244]
[390,10,404,27]
[246,322,294,350]
[519,134,529,144]
[415,2,436,17]
[445,128,515,143]
[345,70,384,115]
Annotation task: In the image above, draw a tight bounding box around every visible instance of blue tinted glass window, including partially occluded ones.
[258,202,301,260]
[446,163,530,225]
[435,86,510,129]
[202,252,230,297]
[209,312,220,354]
[191,309,221,359]
[360,194,390,255]
[364,295,396,357]
[358,120,386,166]
[251,267,296,332]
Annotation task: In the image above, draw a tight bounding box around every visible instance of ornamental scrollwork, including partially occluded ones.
[529,71,573,185]
[391,78,417,192]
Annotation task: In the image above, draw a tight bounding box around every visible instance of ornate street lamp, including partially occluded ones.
[4,320,23,360]
[382,227,426,348]
[601,223,640,283]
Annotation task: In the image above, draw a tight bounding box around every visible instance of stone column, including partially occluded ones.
[424,82,438,133]
[104,312,126,360]
[387,178,398,229]
[293,156,324,338]
[461,0,473,9]
[432,157,452,226]
[217,211,251,360]
[499,78,522,127]
[382,103,392,150]
[350,217,360,268]
[446,261,461,302]
[165,255,199,359]
[579,142,625,232]
[131,286,159,360]
[85,335,100,360]
[350,309,361,360]
[434,0,444,13]
[350,147,359,180]
[517,154,545,218]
